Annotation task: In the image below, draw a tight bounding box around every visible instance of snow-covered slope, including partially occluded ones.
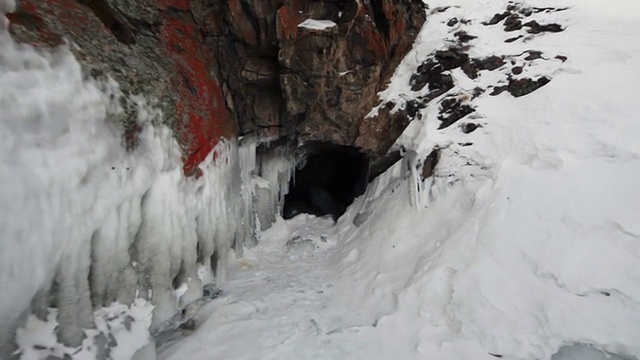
[161,1,640,359]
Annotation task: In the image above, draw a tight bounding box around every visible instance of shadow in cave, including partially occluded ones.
[283,143,369,221]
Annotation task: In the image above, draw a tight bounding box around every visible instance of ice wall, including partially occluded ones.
[0,3,270,357]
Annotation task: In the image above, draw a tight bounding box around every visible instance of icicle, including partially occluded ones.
[188,140,239,286]
[133,170,184,332]
[253,146,296,231]
[55,237,94,347]
[403,150,421,209]
[237,136,258,248]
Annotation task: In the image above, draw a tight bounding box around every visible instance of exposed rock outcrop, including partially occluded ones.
[211,0,426,170]
[9,0,426,176]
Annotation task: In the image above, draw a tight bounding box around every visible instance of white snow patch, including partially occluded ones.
[298,19,337,30]
[16,300,154,360]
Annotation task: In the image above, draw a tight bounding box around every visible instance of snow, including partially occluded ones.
[161,1,640,360]
[16,300,153,360]
[298,19,337,31]
[552,345,632,360]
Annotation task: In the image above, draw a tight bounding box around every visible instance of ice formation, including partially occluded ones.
[0,2,289,357]
[254,146,296,231]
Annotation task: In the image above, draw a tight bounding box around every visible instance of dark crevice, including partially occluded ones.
[77,0,136,45]
[371,1,390,43]
[337,1,359,24]
[283,143,369,221]
[210,251,219,277]
[172,262,188,289]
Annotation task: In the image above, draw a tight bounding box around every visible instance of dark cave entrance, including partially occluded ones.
[283,143,370,221]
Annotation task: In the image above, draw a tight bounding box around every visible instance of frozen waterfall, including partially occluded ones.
[0,3,294,358]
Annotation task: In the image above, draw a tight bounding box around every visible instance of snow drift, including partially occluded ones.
[326,1,640,358]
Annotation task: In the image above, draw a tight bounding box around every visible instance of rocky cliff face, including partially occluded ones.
[8,0,425,174]
[214,0,425,170]
[8,0,238,176]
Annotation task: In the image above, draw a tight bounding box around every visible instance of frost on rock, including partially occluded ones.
[0,5,278,357]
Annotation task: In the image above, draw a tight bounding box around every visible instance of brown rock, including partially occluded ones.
[504,14,523,32]
[214,0,426,172]
[8,0,426,175]
[228,0,259,47]
[421,149,440,180]
[523,20,563,34]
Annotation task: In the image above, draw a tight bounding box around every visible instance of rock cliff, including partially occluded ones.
[8,0,425,173]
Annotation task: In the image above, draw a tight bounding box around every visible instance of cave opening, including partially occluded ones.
[283,143,370,221]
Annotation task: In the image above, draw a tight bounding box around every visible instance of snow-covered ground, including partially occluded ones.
[161,1,640,359]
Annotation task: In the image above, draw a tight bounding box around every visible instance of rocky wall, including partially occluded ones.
[8,0,237,176]
[208,0,426,171]
[8,0,425,176]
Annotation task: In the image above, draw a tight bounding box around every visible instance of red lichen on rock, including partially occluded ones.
[160,7,235,175]
[382,1,401,41]
[10,0,238,177]
[7,0,75,46]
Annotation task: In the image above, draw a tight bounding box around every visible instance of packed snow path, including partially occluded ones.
[160,216,347,360]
